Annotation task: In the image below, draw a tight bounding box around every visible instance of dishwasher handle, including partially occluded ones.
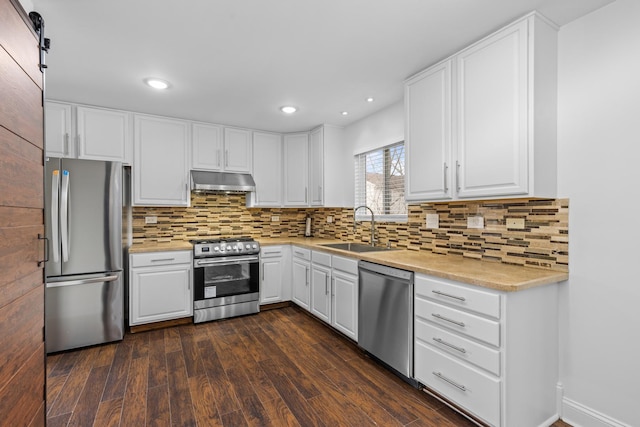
[358,260,413,282]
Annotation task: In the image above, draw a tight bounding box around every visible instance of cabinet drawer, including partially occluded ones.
[292,246,311,261]
[312,250,332,267]
[416,298,500,347]
[415,342,500,426]
[130,250,191,267]
[261,246,283,258]
[415,318,500,376]
[416,274,500,319]
[332,255,358,275]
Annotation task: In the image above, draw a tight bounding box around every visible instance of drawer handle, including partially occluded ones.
[433,371,467,392]
[433,337,467,354]
[432,313,465,328]
[432,290,466,302]
[151,258,175,262]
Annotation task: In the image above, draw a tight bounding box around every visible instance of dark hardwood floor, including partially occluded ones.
[46,306,571,427]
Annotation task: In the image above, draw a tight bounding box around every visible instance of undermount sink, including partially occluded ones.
[320,242,397,253]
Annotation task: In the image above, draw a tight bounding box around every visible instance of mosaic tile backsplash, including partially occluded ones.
[133,194,568,271]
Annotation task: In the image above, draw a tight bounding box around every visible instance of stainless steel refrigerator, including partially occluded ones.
[45,157,124,353]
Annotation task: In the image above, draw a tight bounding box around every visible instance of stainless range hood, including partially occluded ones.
[190,170,256,193]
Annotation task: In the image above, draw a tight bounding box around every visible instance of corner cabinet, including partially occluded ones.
[252,131,283,207]
[414,273,559,426]
[133,114,190,206]
[129,251,193,326]
[405,13,558,202]
[309,127,324,206]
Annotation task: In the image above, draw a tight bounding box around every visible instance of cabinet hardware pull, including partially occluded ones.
[306,267,309,286]
[443,162,448,192]
[325,275,329,295]
[432,313,465,327]
[262,265,265,281]
[151,258,175,262]
[432,290,466,302]
[37,234,49,266]
[305,187,308,204]
[225,150,229,167]
[64,133,69,155]
[433,337,467,354]
[456,161,461,192]
[217,149,221,167]
[433,371,467,391]
[77,135,82,157]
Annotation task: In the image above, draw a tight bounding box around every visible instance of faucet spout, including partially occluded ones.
[354,205,376,247]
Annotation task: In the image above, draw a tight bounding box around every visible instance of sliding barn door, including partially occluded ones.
[0,0,46,425]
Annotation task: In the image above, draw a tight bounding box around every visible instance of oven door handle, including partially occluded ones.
[194,256,259,267]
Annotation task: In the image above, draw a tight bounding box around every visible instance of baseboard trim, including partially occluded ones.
[562,397,631,427]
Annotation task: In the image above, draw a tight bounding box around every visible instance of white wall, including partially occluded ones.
[557,1,640,426]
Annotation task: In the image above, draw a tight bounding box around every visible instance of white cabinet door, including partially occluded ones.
[283,133,309,206]
[192,122,223,170]
[261,257,284,304]
[130,264,192,325]
[134,115,190,206]
[45,101,73,158]
[76,106,130,163]
[223,127,252,173]
[291,258,310,310]
[309,127,324,206]
[332,270,357,340]
[456,20,528,198]
[252,132,282,206]
[311,264,331,324]
[405,60,453,201]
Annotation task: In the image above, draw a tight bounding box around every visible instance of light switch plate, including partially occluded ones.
[145,216,157,224]
[271,215,280,222]
[326,216,333,223]
[426,214,439,229]
[467,216,484,229]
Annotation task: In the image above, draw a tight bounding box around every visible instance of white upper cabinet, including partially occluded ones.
[45,101,73,158]
[191,122,223,170]
[283,133,309,206]
[309,126,324,206]
[405,13,558,201]
[45,101,131,163]
[76,106,131,163]
[405,61,453,201]
[191,124,252,173]
[223,127,252,173]
[252,131,282,207]
[134,114,190,206]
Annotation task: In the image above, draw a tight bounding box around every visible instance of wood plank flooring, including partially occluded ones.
[46,306,571,427]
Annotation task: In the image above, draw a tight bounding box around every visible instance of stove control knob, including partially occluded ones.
[252,244,258,249]
[245,244,251,250]
[226,245,232,251]
[213,246,220,252]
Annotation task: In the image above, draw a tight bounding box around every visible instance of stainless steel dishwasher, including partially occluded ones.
[358,260,417,386]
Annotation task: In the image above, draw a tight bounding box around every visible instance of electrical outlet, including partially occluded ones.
[506,217,525,229]
[426,213,439,229]
[467,216,484,229]
[271,215,280,222]
[145,216,157,224]
[326,216,333,223]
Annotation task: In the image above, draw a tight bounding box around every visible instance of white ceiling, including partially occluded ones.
[30,0,613,133]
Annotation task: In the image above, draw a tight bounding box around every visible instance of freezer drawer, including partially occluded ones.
[45,272,124,353]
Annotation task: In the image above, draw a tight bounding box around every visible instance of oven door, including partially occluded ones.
[193,255,259,303]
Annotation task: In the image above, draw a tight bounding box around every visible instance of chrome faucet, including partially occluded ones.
[353,205,376,246]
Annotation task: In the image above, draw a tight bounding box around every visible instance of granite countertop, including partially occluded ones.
[259,237,568,292]
[128,237,568,292]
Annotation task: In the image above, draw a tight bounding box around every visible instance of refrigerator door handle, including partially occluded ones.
[60,170,70,262]
[46,274,119,288]
[51,170,60,262]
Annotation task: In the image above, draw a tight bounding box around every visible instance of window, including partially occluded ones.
[354,141,407,221]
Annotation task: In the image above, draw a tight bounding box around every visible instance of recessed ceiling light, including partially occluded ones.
[366,97,374,102]
[341,111,349,116]
[280,106,298,114]
[144,78,170,89]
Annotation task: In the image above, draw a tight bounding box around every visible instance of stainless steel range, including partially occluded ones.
[191,237,260,323]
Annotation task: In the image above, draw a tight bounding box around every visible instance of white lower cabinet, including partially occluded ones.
[414,273,560,427]
[259,245,291,304]
[129,251,192,326]
[330,255,358,341]
[310,251,332,323]
[291,247,311,310]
